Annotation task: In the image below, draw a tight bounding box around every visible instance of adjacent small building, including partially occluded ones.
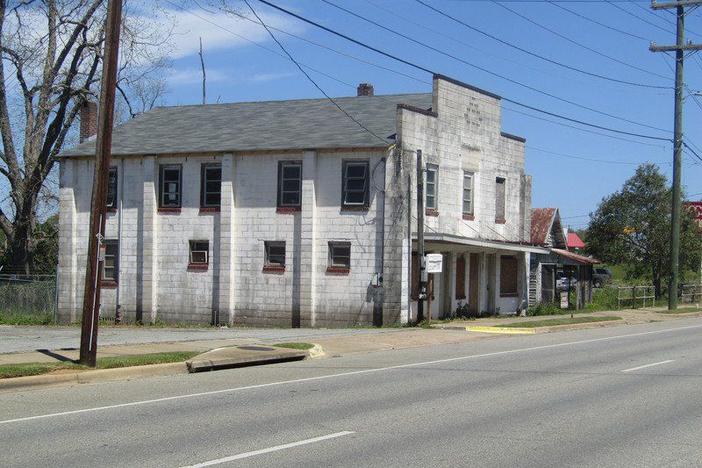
[529,208,598,309]
[58,75,544,327]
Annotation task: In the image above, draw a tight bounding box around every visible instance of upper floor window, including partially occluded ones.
[106,167,118,209]
[201,164,222,208]
[278,161,302,208]
[463,171,474,216]
[495,177,506,223]
[342,160,369,208]
[102,240,119,283]
[159,164,182,208]
[425,164,438,211]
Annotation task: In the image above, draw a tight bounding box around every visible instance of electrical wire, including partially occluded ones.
[415,0,670,89]
[241,0,390,145]
[490,0,671,80]
[256,0,673,143]
[320,0,671,133]
[546,1,650,41]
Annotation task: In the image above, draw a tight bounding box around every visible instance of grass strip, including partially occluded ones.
[0,351,200,379]
[0,312,53,325]
[496,316,621,328]
[273,342,314,350]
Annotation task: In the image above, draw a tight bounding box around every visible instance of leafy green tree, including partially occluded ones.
[586,164,702,298]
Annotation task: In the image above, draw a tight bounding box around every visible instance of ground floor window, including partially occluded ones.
[189,240,209,270]
[500,256,518,297]
[455,255,466,299]
[102,240,119,283]
[264,241,286,272]
[327,241,351,273]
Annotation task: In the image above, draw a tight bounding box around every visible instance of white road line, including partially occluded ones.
[179,431,355,467]
[2,322,702,426]
[621,359,676,373]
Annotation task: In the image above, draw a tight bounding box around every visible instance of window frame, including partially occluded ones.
[425,164,438,210]
[495,176,506,223]
[277,160,303,209]
[106,167,118,209]
[200,163,222,209]
[341,160,370,208]
[101,239,119,285]
[159,164,182,209]
[327,241,351,273]
[462,171,474,217]
[264,241,286,271]
[188,240,209,269]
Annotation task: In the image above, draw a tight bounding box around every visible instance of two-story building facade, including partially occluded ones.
[58,75,545,327]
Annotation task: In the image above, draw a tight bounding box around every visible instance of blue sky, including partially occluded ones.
[161,0,702,229]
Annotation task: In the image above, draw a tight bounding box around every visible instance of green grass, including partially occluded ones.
[0,311,53,325]
[496,316,621,328]
[0,351,200,379]
[272,342,315,350]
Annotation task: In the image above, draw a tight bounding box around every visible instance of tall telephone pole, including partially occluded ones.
[416,150,427,323]
[650,0,702,310]
[79,0,123,366]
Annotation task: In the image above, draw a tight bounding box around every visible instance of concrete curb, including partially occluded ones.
[466,326,536,335]
[186,352,306,372]
[0,362,188,392]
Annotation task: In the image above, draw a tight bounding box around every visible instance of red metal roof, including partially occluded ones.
[530,208,556,245]
[567,232,586,249]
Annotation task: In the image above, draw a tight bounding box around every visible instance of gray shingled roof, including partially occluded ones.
[62,93,433,157]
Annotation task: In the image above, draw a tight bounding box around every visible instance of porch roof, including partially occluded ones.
[550,248,600,265]
[417,232,550,254]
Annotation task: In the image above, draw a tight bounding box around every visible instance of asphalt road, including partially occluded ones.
[2,318,702,467]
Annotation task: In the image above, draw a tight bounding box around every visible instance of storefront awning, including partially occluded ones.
[550,248,600,265]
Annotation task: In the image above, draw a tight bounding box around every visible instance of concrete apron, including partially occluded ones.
[185,345,307,372]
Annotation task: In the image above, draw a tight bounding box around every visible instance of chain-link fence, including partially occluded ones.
[0,274,57,322]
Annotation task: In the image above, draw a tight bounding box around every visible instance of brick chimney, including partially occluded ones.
[79,101,97,143]
[357,83,374,96]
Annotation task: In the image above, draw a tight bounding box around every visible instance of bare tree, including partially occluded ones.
[0,0,172,273]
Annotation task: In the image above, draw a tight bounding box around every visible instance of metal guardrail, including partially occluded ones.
[680,283,702,304]
[616,285,656,309]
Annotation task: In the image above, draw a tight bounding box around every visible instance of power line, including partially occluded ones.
[547,1,650,41]
[490,0,671,80]
[415,0,670,89]
[321,0,671,132]
[241,0,390,144]
[607,1,675,35]
[527,143,669,165]
[257,0,672,142]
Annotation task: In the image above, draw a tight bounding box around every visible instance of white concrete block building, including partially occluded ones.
[58,75,546,327]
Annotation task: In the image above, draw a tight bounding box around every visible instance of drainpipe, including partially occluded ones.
[115,158,124,323]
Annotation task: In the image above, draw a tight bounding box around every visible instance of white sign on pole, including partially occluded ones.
[426,253,443,273]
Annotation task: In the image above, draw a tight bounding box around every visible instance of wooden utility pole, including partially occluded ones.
[650,0,702,310]
[199,37,206,105]
[416,149,427,323]
[79,0,123,367]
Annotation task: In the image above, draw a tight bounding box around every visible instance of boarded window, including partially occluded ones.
[455,255,466,299]
[463,172,474,215]
[106,167,118,208]
[200,164,222,208]
[495,177,506,222]
[500,256,518,297]
[425,164,438,210]
[278,161,302,207]
[159,164,182,208]
[342,160,369,207]
[102,240,119,283]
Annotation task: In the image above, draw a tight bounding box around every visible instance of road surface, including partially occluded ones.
[2,318,702,467]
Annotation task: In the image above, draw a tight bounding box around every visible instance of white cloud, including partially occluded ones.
[156,8,306,60]
[248,71,296,83]
[167,67,229,85]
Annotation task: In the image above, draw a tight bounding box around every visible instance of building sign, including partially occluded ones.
[426,253,443,273]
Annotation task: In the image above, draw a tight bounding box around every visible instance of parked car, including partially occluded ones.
[593,268,613,288]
